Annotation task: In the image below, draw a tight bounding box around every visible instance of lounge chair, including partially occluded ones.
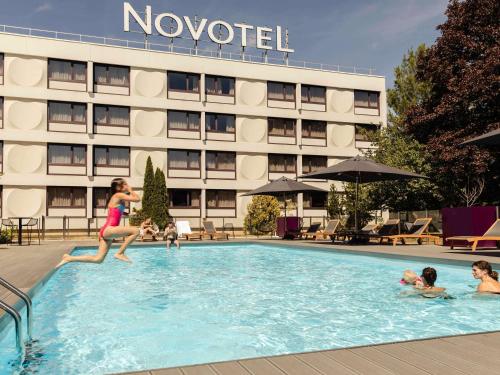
[203,221,229,240]
[300,222,322,240]
[315,219,340,241]
[339,222,379,242]
[446,219,500,252]
[382,218,440,246]
[176,221,202,240]
[368,219,400,243]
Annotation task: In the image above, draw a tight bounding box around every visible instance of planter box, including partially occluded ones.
[442,206,498,248]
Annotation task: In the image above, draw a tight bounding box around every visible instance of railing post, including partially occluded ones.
[41,216,45,240]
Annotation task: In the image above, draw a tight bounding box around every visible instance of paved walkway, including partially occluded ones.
[1,238,499,375]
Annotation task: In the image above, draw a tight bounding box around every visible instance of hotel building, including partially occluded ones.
[0,29,386,232]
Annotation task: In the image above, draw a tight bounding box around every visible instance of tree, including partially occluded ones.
[244,196,280,235]
[326,183,373,229]
[151,168,171,229]
[364,125,442,211]
[405,0,500,206]
[141,156,155,218]
[387,44,432,128]
[327,184,344,219]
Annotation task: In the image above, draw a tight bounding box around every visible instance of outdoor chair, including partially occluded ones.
[300,222,322,240]
[381,218,440,246]
[369,219,401,243]
[203,221,229,240]
[1,219,18,244]
[339,222,380,242]
[446,219,500,252]
[315,219,340,242]
[24,218,40,245]
[176,221,202,240]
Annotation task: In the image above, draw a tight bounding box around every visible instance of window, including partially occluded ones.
[48,101,87,124]
[168,150,200,170]
[302,120,326,139]
[354,90,379,109]
[269,154,296,173]
[47,187,86,208]
[48,59,86,82]
[0,53,4,78]
[94,105,130,127]
[94,64,130,87]
[94,146,130,167]
[302,155,327,174]
[168,72,200,92]
[355,124,378,141]
[303,192,327,209]
[167,111,200,131]
[268,81,295,101]
[206,151,236,171]
[206,75,235,96]
[207,190,236,208]
[268,118,296,137]
[169,189,201,208]
[206,113,235,133]
[301,85,326,104]
[48,144,86,166]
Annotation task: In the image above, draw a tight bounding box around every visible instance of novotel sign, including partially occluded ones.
[123,2,294,53]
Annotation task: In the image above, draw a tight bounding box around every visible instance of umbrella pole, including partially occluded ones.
[283,192,287,239]
[354,175,359,232]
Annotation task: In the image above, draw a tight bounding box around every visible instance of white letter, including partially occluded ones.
[124,2,151,34]
[256,26,272,50]
[276,26,294,53]
[183,16,207,40]
[155,13,183,37]
[234,23,254,47]
[207,20,235,44]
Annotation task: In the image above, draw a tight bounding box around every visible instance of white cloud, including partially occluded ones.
[34,2,53,14]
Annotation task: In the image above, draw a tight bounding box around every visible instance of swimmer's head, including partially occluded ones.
[472,260,499,281]
[421,267,437,287]
[400,270,418,285]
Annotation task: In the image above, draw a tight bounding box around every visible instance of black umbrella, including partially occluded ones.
[299,156,428,232]
[242,176,327,237]
[460,128,500,146]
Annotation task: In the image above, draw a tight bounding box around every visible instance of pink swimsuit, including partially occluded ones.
[99,204,125,239]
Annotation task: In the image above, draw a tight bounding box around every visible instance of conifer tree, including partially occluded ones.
[152,168,170,229]
[141,156,155,219]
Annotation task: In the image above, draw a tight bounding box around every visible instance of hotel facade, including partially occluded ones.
[0,30,386,232]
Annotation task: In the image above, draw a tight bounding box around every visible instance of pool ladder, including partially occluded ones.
[0,276,33,353]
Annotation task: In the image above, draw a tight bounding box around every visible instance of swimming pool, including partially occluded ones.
[1,243,499,374]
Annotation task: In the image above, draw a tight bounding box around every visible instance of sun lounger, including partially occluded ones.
[382,218,440,246]
[315,219,340,241]
[368,219,400,243]
[176,221,202,240]
[300,222,322,240]
[446,219,500,251]
[203,221,229,240]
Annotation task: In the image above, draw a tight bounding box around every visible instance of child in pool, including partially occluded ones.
[400,270,424,288]
[415,267,446,297]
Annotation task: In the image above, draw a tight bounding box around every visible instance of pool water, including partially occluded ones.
[1,243,499,374]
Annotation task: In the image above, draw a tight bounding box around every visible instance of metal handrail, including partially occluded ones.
[0,23,378,76]
[0,300,24,353]
[0,277,33,341]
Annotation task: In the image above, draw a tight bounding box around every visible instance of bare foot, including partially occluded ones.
[55,254,70,269]
[114,253,132,263]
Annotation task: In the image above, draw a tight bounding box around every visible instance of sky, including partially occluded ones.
[0,0,449,86]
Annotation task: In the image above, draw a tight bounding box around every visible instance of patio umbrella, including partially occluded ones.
[299,156,428,232]
[460,128,500,146]
[242,176,327,237]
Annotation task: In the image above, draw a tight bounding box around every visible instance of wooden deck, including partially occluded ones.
[121,331,500,375]
[1,238,500,375]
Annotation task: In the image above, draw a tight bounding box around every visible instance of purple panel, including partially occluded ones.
[276,216,301,238]
[442,206,498,248]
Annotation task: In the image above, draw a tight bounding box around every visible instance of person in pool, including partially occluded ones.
[56,178,141,267]
[400,270,424,287]
[472,260,500,294]
[164,222,180,249]
[415,267,446,295]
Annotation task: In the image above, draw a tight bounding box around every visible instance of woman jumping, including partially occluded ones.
[56,178,141,268]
